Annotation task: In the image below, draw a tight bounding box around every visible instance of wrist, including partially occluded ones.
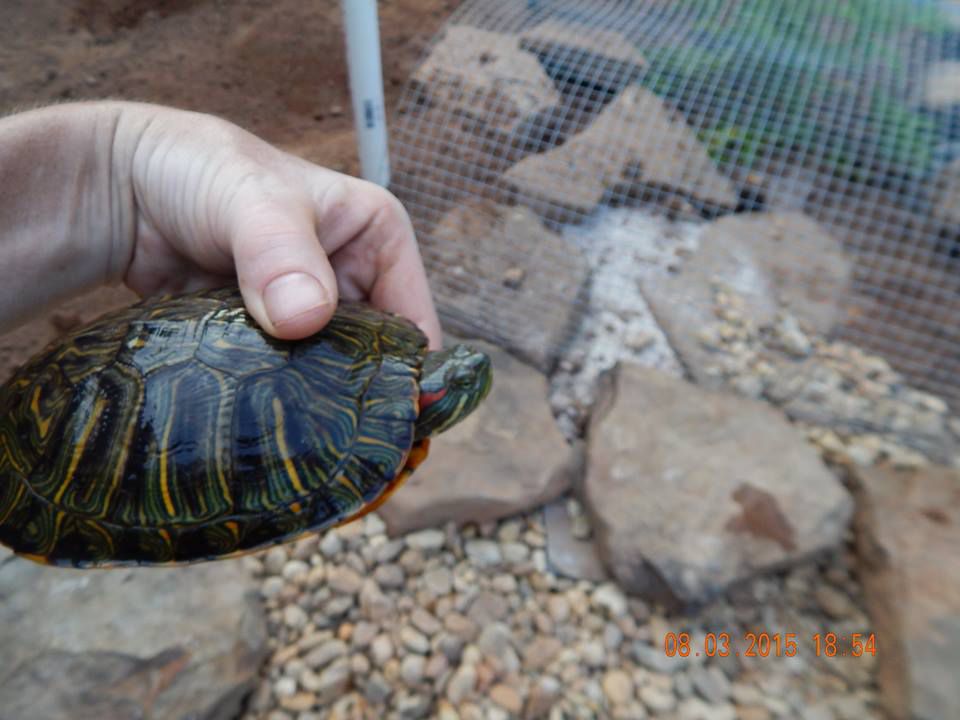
[0,101,132,329]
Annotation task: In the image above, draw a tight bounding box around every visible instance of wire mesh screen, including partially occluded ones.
[389,0,960,408]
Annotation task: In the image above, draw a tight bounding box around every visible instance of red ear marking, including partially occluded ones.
[418,388,447,411]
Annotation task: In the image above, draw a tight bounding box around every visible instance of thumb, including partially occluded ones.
[230,199,339,339]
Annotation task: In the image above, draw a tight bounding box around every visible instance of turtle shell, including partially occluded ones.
[0,287,428,567]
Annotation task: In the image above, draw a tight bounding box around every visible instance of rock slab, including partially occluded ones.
[0,555,267,720]
[502,84,737,216]
[584,365,853,607]
[427,200,590,372]
[380,337,580,534]
[643,211,852,387]
[850,463,960,720]
[413,25,560,135]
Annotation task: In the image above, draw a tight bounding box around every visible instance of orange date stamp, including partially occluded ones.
[663,631,877,658]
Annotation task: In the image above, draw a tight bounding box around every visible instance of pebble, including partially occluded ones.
[319,532,343,558]
[690,665,731,703]
[282,559,310,583]
[640,684,677,714]
[489,683,524,714]
[327,566,364,595]
[359,579,394,621]
[579,639,607,668]
[374,539,406,563]
[405,528,446,552]
[400,626,431,654]
[446,664,477,704]
[730,683,764,706]
[677,697,736,720]
[400,654,426,687]
[491,573,518,593]
[370,634,394,666]
[261,575,285,599]
[633,641,686,674]
[374,563,406,589]
[464,539,503,567]
[278,692,316,712]
[274,676,297,699]
[547,595,571,623]
[436,633,466,663]
[410,608,442,636]
[283,604,309,630]
[361,672,392,705]
[592,582,629,617]
[523,635,563,670]
[264,546,288,575]
[602,670,635,705]
[304,639,347,670]
[422,567,454,597]
[314,661,352,704]
[501,541,531,565]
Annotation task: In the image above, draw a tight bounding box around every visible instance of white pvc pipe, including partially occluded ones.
[342,0,391,187]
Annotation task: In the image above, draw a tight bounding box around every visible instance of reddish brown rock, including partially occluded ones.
[849,463,960,720]
[380,337,581,535]
[0,556,267,720]
[502,84,737,217]
[583,365,852,607]
[413,25,561,135]
[426,201,590,372]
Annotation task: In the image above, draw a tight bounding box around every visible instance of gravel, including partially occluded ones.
[243,509,884,719]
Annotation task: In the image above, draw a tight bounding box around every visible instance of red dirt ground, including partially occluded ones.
[0,0,461,378]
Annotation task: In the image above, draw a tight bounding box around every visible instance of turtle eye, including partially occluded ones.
[451,367,474,388]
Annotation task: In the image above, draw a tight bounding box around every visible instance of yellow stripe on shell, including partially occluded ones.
[53,393,107,505]
[272,397,307,495]
[0,482,26,525]
[31,385,52,438]
[85,520,116,557]
[158,408,177,517]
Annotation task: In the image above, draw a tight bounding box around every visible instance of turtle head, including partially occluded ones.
[414,344,492,441]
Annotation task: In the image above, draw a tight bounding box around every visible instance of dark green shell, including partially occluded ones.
[0,287,427,566]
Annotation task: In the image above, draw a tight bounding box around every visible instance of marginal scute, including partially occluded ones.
[0,287,428,566]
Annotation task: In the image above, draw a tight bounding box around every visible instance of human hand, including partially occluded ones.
[0,102,442,348]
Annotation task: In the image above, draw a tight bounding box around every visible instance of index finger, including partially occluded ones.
[310,174,443,349]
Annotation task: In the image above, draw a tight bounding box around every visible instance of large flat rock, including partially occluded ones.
[501,84,737,217]
[413,25,561,135]
[584,365,852,608]
[643,211,852,387]
[380,337,580,535]
[426,200,590,372]
[0,555,267,720]
[849,463,960,720]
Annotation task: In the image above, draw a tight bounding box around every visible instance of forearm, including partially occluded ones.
[0,102,137,331]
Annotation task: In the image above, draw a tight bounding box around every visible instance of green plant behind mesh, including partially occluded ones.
[642,0,943,179]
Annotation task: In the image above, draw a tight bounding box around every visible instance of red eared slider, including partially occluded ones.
[0,287,491,567]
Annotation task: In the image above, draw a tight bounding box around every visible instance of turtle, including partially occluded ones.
[0,286,491,567]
